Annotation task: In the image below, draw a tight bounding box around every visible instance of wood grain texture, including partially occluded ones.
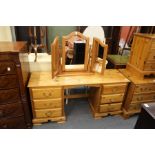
[126,33,155,79]
[0,75,18,89]
[28,70,129,87]
[0,41,32,129]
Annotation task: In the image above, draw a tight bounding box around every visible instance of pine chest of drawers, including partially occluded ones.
[0,42,32,129]
[120,69,155,118]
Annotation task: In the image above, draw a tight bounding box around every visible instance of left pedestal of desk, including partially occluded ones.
[29,86,66,125]
[0,42,32,129]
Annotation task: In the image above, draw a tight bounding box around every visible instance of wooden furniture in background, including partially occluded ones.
[119,69,155,118]
[135,102,155,129]
[28,70,129,125]
[126,33,155,79]
[0,42,32,128]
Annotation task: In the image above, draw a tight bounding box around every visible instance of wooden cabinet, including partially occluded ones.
[126,33,155,79]
[0,42,32,129]
[120,69,155,118]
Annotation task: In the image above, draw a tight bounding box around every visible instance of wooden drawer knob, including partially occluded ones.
[109,99,114,102]
[45,111,52,117]
[112,88,117,92]
[43,92,52,97]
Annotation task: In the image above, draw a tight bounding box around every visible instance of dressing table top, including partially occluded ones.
[28,69,129,87]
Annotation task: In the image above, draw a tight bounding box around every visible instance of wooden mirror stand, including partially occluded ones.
[51,32,108,78]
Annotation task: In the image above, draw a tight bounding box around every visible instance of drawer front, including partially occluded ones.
[135,84,155,93]
[147,51,155,61]
[0,75,18,89]
[101,94,124,104]
[132,93,155,103]
[35,108,62,118]
[32,87,62,99]
[0,62,16,75]
[0,102,23,119]
[144,62,155,71]
[0,116,26,129]
[33,98,62,109]
[0,89,20,104]
[99,104,109,113]
[109,103,122,112]
[99,103,122,113]
[128,103,141,111]
[102,84,127,95]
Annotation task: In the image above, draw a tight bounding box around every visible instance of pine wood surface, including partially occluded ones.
[119,69,155,84]
[28,69,129,88]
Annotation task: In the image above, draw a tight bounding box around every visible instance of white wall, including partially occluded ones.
[0,26,12,41]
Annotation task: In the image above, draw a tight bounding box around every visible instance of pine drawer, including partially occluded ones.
[143,62,155,71]
[100,94,124,104]
[146,51,155,61]
[31,87,62,99]
[102,84,127,95]
[35,108,62,118]
[135,83,155,93]
[33,98,62,109]
[99,103,122,113]
[128,103,141,111]
[131,93,155,103]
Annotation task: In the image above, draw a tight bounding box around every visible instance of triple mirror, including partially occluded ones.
[51,31,108,78]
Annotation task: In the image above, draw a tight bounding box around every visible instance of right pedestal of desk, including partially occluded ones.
[119,69,155,118]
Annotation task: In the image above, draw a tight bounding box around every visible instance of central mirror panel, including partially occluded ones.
[62,31,89,72]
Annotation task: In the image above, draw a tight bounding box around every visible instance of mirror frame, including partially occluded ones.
[51,36,61,78]
[62,31,89,72]
[91,37,108,74]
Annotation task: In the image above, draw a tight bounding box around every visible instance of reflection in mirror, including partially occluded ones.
[65,40,86,65]
[62,31,89,72]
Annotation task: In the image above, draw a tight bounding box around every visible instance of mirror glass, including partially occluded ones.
[65,36,86,66]
[98,44,104,59]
